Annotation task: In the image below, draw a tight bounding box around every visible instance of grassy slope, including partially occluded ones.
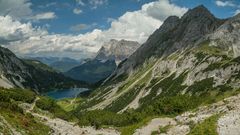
[0,88,51,135]
[188,114,220,135]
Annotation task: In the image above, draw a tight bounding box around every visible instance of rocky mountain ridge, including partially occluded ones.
[95,39,140,65]
[83,5,240,115]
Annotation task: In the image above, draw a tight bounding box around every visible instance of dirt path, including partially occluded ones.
[133,118,176,135]
[27,97,119,135]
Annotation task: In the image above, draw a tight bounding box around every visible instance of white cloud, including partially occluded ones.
[29,12,57,21]
[0,0,32,19]
[0,0,57,21]
[70,24,90,31]
[73,8,82,14]
[234,9,240,15]
[76,0,85,6]
[89,0,108,9]
[215,0,236,7]
[70,23,97,31]
[1,0,188,59]
[6,30,104,58]
[101,0,187,43]
[107,18,115,23]
[0,16,47,44]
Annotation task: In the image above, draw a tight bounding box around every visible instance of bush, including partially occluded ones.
[36,96,74,120]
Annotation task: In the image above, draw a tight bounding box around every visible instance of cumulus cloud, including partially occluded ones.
[215,0,236,7]
[0,16,47,44]
[73,8,82,14]
[6,30,104,58]
[1,0,188,59]
[101,0,187,43]
[0,0,57,21]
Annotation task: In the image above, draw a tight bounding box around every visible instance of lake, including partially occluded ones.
[45,88,89,100]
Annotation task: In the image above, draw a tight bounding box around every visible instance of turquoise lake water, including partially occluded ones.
[46,88,89,99]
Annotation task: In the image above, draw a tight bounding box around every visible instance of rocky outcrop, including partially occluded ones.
[95,39,140,65]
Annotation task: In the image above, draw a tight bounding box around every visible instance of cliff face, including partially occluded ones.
[109,5,225,78]
[95,39,140,65]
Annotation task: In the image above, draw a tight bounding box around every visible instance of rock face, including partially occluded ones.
[84,5,240,113]
[95,39,140,65]
[110,5,224,77]
[0,46,85,92]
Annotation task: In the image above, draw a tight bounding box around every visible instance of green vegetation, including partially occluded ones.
[141,95,203,116]
[75,109,143,129]
[151,124,172,134]
[186,78,214,94]
[140,72,187,106]
[0,88,51,135]
[57,98,82,112]
[0,110,51,135]
[188,114,220,135]
[105,84,145,112]
[0,87,36,103]
[119,117,155,135]
[36,96,75,121]
[197,41,222,55]
[24,59,56,72]
[159,125,172,133]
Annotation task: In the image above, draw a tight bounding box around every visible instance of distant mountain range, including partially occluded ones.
[65,59,116,84]
[27,57,82,72]
[64,39,140,83]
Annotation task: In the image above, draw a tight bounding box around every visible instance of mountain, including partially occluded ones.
[26,57,61,65]
[65,39,140,83]
[95,39,140,65]
[0,47,87,92]
[65,59,116,84]
[3,5,240,135]
[27,57,82,72]
[81,5,240,114]
[50,59,81,72]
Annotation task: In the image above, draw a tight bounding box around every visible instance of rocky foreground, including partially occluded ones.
[134,94,240,135]
[0,97,120,135]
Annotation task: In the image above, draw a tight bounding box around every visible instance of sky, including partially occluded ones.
[0,0,240,59]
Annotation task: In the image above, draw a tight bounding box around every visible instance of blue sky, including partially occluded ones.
[1,0,240,59]
[29,0,240,35]
[31,0,157,34]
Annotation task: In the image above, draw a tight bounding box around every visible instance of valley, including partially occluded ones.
[1,2,240,135]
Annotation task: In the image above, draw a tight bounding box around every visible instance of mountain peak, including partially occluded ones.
[183,5,214,19]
